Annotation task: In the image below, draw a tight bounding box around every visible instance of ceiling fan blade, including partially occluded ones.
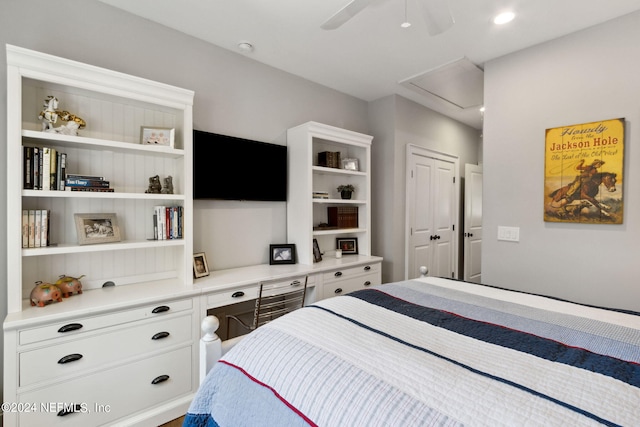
[321,0,376,30]
[416,0,454,36]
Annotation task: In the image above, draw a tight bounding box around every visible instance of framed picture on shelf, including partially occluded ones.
[313,238,322,263]
[140,126,175,148]
[193,252,210,278]
[336,237,358,255]
[269,244,296,265]
[342,158,359,171]
[74,213,121,245]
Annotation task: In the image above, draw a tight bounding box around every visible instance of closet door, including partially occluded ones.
[405,145,459,279]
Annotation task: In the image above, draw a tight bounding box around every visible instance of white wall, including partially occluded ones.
[483,11,640,311]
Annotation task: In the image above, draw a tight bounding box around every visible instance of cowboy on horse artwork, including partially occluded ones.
[543,118,624,224]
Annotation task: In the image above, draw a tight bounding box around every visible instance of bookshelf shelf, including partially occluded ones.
[22,238,186,257]
[23,129,185,158]
[22,189,186,200]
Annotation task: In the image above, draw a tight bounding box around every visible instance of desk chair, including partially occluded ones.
[226,276,308,337]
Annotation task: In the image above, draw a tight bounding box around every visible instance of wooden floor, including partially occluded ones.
[159,415,184,427]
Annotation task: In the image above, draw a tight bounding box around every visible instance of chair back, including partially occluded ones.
[254,276,308,328]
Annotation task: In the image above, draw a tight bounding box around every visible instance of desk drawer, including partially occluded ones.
[323,263,380,283]
[19,298,193,345]
[18,346,192,427]
[323,272,379,298]
[20,314,192,387]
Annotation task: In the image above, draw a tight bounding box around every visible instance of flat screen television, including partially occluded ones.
[193,130,287,201]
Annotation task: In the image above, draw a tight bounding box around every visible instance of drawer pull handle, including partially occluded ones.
[152,374,170,385]
[57,404,83,417]
[364,281,372,286]
[58,353,83,364]
[152,331,170,340]
[334,271,343,277]
[231,291,245,298]
[291,280,301,287]
[58,323,83,333]
[364,265,371,271]
[152,305,170,314]
[334,288,343,294]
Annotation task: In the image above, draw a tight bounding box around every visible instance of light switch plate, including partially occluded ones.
[498,226,520,242]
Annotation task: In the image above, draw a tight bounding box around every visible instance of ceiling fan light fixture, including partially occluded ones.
[493,11,515,25]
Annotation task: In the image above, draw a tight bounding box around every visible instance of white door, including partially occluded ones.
[406,145,458,279]
[464,164,483,283]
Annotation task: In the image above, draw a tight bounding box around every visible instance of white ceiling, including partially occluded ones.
[98,0,640,129]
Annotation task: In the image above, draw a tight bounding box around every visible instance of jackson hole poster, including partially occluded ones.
[544,118,624,224]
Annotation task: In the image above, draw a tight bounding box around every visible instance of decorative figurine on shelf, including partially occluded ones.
[30,281,63,307]
[145,175,162,193]
[161,175,174,194]
[52,110,87,136]
[37,96,87,136]
[38,95,59,132]
[55,274,84,298]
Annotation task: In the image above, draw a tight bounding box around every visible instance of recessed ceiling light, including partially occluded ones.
[401,21,412,28]
[237,41,254,53]
[493,12,515,25]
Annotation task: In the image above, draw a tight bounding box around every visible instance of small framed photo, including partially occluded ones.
[193,252,210,278]
[313,238,323,263]
[342,158,359,171]
[74,213,121,245]
[140,126,175,148]
[336,237,358,255]
[269,244,296,265]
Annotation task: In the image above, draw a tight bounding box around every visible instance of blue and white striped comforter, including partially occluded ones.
[185,277,640,426]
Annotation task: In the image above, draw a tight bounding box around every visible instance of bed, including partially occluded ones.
[185,276,640,426]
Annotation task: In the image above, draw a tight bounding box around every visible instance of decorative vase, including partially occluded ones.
[341,190,352,200]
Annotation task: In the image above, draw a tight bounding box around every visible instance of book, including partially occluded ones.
[65,174,106,181]
[23,147,34,189]
[59,153,67,190]
[49,147,57,190]
[40,210,49,247]
[28,210,36,248]
[34,210,42,247]
[41,147,51,191]
[33,147,40,189]
[154,206,166,240]
[22,210,29,248]
[66,187,115,192]
[65,178,110,187]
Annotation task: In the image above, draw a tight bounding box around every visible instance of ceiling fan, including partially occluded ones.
[321,0,454,35]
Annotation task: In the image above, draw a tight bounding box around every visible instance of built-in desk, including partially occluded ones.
[194,255,383,309]
[193,255,382,341]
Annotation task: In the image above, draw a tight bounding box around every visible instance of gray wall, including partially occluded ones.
[369,95,481,283]
[483,11,640,310]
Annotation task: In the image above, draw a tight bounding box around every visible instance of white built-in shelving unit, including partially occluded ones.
[287,121,373,265]
[4,45,196,426]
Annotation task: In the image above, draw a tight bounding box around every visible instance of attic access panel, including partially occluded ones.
[400,57,484,109]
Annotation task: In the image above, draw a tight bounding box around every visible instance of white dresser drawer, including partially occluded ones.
[19,313,193,387]
[322,263,380,283]
[19,298,193,345]
[322,272,379,298]
[18,346,192,427]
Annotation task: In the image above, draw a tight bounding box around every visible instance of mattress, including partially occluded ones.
[185,276,640,426]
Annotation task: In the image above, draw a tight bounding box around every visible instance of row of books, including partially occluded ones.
[22,209,50,248]
[153,206,184,240]
[23,146,114,192]
[23,146,67,191]
[317,151,342,168]
[312,191,330,199]
[327,206,359,228]
[65,175,113,192]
